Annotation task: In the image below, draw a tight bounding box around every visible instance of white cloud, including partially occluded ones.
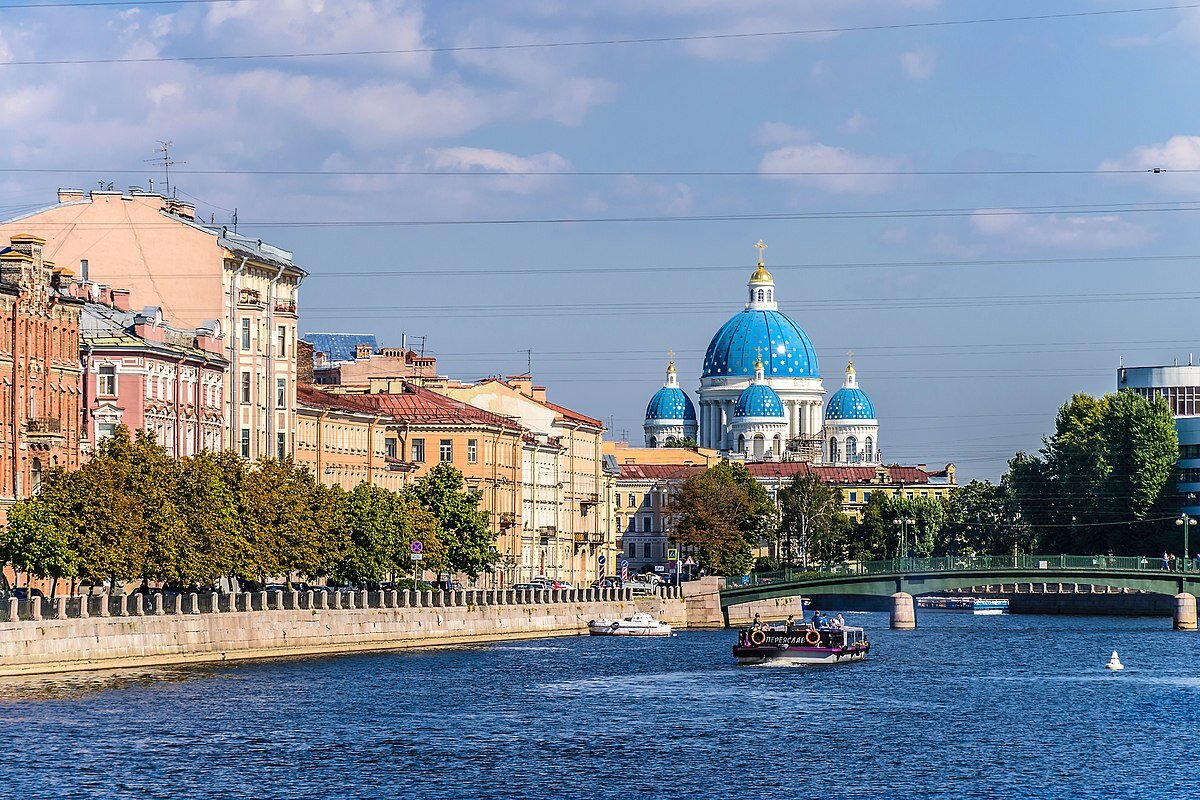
[759,142,904,194]
[970,209,1151,251]
[900,47,936,79]
[1099,135,1200,194]
[423,147,572,195]
[842,111,870,134]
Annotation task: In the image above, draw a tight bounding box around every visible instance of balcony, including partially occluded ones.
[274,300,297,314]
[579,492,600,508]
[499,512,517,530]
[573,532,604,544]
[237,288,262,306]
[25,417,64,450]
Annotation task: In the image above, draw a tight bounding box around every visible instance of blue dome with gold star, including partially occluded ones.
[734,383,785,418]
[646,385,697,421]
[703,309,819,379]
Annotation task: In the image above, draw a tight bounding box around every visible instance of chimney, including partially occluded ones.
[532,386,547,403]
[917,463,927,472]
[507,374,533,396]
[57,188,85,203]
[111,288,131,312]
[355,342,373,360]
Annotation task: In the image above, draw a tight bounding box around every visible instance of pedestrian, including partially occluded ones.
[1162,551,1170,571]
[835,613,846,629]
[785,614,795,631]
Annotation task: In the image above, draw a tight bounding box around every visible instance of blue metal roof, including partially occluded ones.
[734,383,785,418]
[703,309,819,379]
[826,387,877,420]
[645,386,697,421]
[303,332,377,364]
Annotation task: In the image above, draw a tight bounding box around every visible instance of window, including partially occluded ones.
[467,439,478,463]
[276,378,286,409]
[863,491,871,502]
[846,436,858,463]
[241,372,251,404]
[642,517,652,533]
[277,432,287,460]
[98,364,116,396]
[97,422,116,441]
[643,542,651,558]
[615,493,622,509]
[1182,444,1200,460]
[849,491,858,502]
[757,289,765,301]
[240,318,251,351]
[439,439,453,462]
[628,492,636,507]
[386,439,398,459]
[240,428,250,458]
[627,541,636,557]
[829,437,839,463]
[277,325,286,356]
[864,436,874,461]
[412,439,425,462]
[1180,468,1200,483]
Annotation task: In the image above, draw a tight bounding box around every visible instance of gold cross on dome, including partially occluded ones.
[754,239,768,266]
[667,349,675,361]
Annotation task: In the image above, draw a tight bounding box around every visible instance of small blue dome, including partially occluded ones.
[734,383,785,419]
[646,386,697,421]
[703,309,819,379]
[826,387,876,420]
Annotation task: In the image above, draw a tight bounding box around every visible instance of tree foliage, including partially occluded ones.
[0,425,487,590]
[662,436,698,449]
[778,473,849,566]
[669,462,768,576]
[1005,392,1178,554]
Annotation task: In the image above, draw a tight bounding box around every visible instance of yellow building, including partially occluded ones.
[294,384,410,492]
[437,375,609,587]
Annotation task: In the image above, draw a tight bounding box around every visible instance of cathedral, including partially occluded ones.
[643,241,880,465]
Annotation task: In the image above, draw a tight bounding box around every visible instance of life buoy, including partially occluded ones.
[748,629,767,646]
[804,630,822,646]
[610,621,620,631]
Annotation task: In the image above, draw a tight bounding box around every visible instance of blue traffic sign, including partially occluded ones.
[597,555,607,565]
[620,559,628,568]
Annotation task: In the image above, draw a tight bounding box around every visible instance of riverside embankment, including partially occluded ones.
[0,586,687,676]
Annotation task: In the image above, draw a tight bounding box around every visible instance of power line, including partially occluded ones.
[0,0,251,8]
[1,3,1194,65]
[0,166,1191,177]
[9,200,1200,229]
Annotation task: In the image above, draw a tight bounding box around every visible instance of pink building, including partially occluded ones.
[81,286,227,456]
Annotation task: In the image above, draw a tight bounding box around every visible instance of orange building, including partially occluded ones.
[0,235,85,510]
[294,384,409,492]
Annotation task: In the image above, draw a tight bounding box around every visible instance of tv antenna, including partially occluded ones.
[145,141,185,197]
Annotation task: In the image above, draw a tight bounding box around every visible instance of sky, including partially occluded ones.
[2,0,1199,480]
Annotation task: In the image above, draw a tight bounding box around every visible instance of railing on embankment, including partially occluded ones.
[1,585,685,623]
[725,555,1199,589]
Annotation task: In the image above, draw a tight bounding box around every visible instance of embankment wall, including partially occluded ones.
[0,587,687,676]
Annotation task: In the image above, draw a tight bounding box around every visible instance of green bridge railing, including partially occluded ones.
[723,554,1200,589]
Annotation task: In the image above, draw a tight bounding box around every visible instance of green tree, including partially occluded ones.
[778,473,848,566]
[332,483,400,585]
[411,463,495,579]
[669,462,762,576]
[2,496,73,595]
[241,457,338,583]
[174,450,243,586]
[662,436,698,449]
[851,492,892,561]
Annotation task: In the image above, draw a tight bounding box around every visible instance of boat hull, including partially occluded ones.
[588,627,671,637]
[732,644,868,665]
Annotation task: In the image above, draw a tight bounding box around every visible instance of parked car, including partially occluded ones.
[590,577,621,589]
[9,587,44,601]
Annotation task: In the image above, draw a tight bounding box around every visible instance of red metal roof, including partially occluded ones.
[746,461,936,484]
[351,383,524,431]
[616,464,704,480]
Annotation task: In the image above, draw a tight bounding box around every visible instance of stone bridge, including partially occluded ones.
[719,555,1200,630]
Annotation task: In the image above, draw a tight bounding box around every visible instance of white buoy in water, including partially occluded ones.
[1105,650,1124,670]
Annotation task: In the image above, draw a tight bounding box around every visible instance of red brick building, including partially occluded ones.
[0,235,85,509]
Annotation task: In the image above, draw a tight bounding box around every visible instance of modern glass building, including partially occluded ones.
[1117,362,1200,516]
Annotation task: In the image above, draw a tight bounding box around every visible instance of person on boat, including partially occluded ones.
[785,614,795,631]
[810,610,821,629]
[752,613,763,630]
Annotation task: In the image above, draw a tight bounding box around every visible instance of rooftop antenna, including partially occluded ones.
[524,348,532,375]
[145,141,185,197]
[232,208,238,234]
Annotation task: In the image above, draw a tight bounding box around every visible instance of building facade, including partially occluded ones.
[437,375,611,586]
[0,189,304,462]
[0,235,85,509]
[81,292,227,456]
[1117,361,1200,516]
[294,384,409,492]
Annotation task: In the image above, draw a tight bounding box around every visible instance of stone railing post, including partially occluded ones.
[316,591,328,610]
[386,589,398,608]
[54,596,68,620]
[359,590,369,609]
[399,590,411,608]
[412,590,424,608]
[78,595,90,619]
[133,594,145,616]
[331,591,343,610]
[5,597,16,622]
[152,593,165,616]
[208,592,220,613]
[288,590,300,610]
[29,598,42,621]
[184,593,198,614]
[94,592,109,618]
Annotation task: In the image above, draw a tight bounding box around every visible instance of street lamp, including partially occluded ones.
[899,517,917,561]
[1176,514,1195,572]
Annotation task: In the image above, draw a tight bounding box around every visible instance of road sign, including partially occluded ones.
[621,565,629,582]
[620,559,628,568]
[411,541,423,554]
[667,548,678,561]
[409,553,423,562]
[684,556,696,567]
[654,565,666,572]
[597,555,606,566]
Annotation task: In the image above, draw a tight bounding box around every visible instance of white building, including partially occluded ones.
[1117,361,1200,516]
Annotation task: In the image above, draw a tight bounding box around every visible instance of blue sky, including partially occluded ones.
[2,0,1199,479]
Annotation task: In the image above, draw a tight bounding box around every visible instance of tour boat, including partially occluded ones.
[733,624,870,666]
[916,596,1009,615]
[587,612,672,637]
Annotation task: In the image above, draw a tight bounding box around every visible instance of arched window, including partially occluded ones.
[773,434,782,455]
[649,436,658,448]
[753,434,766,458]
[757,289,765,301]
[829,437,840,463]
[767,289,773,302]
[30,458,42,494]
[864,436,874,461]
[738,434,746,453]
[846,436,858,463]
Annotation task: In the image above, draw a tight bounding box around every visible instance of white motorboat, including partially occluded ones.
[587,612,672,637]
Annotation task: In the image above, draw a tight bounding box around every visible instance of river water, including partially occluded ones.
[2,611,1198,800]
